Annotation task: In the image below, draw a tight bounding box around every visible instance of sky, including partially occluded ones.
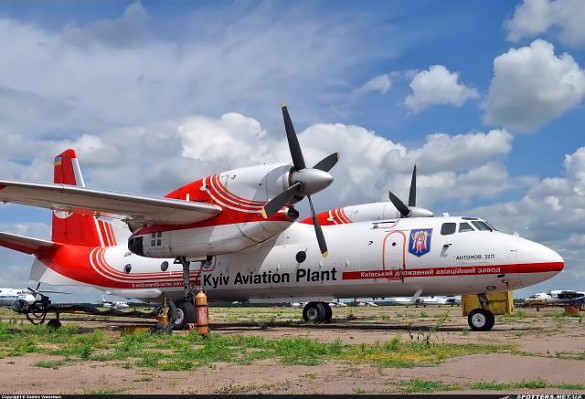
[0,0,584,302]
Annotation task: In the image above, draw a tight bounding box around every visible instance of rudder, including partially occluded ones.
[52,149,116,247]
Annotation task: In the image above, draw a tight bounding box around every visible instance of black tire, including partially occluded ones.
[468,309,495,331]
[173,301,196,330]
[303,302,327,323]
[47,319,62,330]
[323,302,333,323]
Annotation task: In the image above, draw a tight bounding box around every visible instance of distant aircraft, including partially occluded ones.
[389,295,461,307]
[355,299,378,307]
[101,294,130,310]
[0,288,35,307]
[526,290,585,309]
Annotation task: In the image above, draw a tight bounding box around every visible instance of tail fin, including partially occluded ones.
[52,149,118,247]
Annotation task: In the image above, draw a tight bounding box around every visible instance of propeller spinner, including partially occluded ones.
[388,164,433,218]
[261,104,339,257]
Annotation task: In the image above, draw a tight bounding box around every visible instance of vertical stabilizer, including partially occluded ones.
[52,149,117,247]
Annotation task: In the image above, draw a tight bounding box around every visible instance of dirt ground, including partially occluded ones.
[1,305,585,394]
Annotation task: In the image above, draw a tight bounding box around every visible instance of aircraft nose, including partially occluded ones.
[516,237,564,274]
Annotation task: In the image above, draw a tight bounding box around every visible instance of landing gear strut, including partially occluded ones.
[171,256,210,330]
[302,301,332,323]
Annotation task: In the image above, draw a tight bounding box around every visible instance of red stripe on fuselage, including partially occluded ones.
[38,245,200,289]
[342,262,564,280]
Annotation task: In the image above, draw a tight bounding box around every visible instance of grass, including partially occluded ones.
[386,378,585,393]
[393,379,459,393]
[0,318,510,371]
[468,378,585,391]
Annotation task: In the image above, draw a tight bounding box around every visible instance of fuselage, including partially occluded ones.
[32,216,564,302]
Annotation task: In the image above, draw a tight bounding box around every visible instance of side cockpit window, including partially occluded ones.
[459,222,474,233]
[472,221,492,231]
[441,222,456,235]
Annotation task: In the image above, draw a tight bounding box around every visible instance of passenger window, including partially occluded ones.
[459,222,474,233]
[441,223,456,235]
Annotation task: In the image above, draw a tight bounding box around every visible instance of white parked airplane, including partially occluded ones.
[389,295,461,307]
[101,294,130,310]
[0,288,35,307]
[526,290,585,308]
[0,105,564,331]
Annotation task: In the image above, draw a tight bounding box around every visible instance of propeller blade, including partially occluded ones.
[408,164,417,207]
[261,181,303,219]
[282,103,306,170]
[389,190,411,217]
[313,152,340,172]
[307,195,328,257]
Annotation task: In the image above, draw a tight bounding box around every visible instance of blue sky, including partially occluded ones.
[0,0,584,301]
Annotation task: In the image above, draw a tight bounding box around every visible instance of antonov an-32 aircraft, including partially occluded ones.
[0,105,564,331]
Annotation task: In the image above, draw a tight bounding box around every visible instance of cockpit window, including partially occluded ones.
[441,223,456,235]
[472,221,492,231]
[459,222,475,233]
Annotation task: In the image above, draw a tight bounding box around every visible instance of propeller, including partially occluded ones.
[388,164,433,218]
[261,104,339,257]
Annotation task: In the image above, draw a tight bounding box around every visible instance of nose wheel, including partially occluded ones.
[467,308,495,331]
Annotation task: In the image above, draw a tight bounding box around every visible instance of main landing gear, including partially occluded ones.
[170,255,210,330]
[302,301,332,323]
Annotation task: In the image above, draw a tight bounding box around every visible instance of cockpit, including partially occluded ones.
[440,217,496,235]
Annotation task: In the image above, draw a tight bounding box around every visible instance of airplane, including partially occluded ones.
[356,300,378,307]
[0,104,564,331]
[525,290,585,309]
[389,295,461,307]
[101,293,130,310]
[0,288,35,307]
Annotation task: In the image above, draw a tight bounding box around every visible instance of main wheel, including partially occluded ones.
[303,302,327,323]
[323,302,333,323]
[468,309,495,331]
[173,301,196,330]
[47,319,62,330]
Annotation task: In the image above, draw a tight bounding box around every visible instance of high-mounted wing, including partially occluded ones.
[0,180,222,225]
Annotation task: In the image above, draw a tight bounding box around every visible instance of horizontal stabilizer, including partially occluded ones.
[0,232,56,255]
[0,180,222,226]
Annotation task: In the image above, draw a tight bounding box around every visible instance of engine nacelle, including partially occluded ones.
[128,163,300,258]
[312,202,434,226]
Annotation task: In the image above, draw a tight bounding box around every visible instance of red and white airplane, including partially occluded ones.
[0,105,564,331]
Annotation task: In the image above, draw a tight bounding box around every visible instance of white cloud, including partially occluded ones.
[0,3,383,137]
[357,74,392,94]
[382,129,513,174]
[507,0,585,47]
[484,40,585,132]
[403,65,479,113]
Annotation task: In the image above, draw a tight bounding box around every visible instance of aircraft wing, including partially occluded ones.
[0,232,55,255]
[0,180,222,225]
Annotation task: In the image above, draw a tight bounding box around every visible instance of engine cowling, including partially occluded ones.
[128,163,300,258]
